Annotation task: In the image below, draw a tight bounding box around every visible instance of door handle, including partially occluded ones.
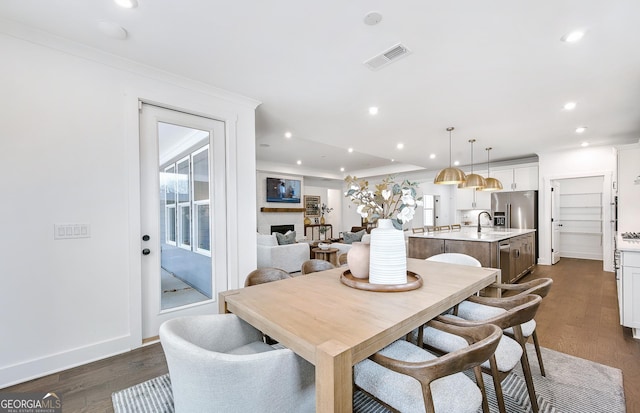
[142,248,151,255]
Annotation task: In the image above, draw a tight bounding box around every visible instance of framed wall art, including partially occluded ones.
[304,195,321,218]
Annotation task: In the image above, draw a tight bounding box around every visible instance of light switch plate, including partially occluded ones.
[54,223,91,240]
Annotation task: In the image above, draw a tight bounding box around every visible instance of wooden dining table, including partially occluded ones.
[219,258,500,412]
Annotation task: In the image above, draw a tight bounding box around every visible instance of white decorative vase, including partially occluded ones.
[369,219,407,285]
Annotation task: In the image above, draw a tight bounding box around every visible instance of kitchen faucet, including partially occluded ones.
[477,211,492,233]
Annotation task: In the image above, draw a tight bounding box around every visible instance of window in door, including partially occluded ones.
[423,195,435,226]
[193,145,211,255]
[163,164,177,246]
[176,156,191,249]
[163,146,212,258]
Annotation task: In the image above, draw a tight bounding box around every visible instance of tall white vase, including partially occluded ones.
[369,219,407,285]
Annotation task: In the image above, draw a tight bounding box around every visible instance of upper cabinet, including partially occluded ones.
[454,164,539,209]
[456,187,491,210]
[455,169,491,210]
[491,165,538,192]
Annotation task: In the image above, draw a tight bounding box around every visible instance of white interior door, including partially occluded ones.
[551,180,561,264]
[139,103,227,341]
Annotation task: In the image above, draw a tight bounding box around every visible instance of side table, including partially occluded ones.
[312,247,339,266]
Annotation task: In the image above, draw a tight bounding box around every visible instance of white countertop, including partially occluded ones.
[409,227,536,243]
[617,235,640,252]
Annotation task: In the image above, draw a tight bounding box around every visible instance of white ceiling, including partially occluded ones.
[2,0,639,178]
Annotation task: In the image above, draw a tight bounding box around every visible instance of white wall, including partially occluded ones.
[617,144,640,233]
[538,146,616,271]
[0,27,258,386]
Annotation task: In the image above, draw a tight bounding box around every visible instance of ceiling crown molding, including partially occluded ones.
[0,17,261,109]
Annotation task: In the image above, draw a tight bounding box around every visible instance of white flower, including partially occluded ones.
[416,199,424,207]
[344,175,421,223]
[398,206,415,222]
[401,189,415,206]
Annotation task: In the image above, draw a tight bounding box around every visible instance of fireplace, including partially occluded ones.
[271,224,295,235]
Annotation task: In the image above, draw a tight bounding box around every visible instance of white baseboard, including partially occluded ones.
[0,335,131,389]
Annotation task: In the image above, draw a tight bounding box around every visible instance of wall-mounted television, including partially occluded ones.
[266,177,301,203]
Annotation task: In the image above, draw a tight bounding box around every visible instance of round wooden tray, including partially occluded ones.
[340,270,423,292]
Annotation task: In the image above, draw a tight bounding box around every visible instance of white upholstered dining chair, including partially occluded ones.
[426,253,482,267]
[455,278,553,376]
[418,294,543,413]
[159,314,315,413]
[355,322,503,413]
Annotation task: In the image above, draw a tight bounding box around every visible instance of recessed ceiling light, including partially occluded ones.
[98,21,128,40]
[396,143,404,149]
[581,142,589,147]
[296,160,302,165]
[340,167,345,172]
[429,154,436,159]
[561,30,585,43]
[348,147,354,153]
[284,131,292,138]
[114,0,138,9]
[369,107,379,115]
[454,160,460,166]
[390,159,395,162]
[575,126,587,134]
[563,101,577,110]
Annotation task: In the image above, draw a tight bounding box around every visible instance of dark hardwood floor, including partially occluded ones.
[3,258,639,412]
[524,258,640,412]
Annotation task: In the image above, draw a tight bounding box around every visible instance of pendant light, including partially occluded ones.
[459,139,486,189]
[481,147,503,191]
[434,127,467,185]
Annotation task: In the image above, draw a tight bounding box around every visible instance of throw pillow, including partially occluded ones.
[257,233,278,247]
[343,229,366,244]
[276,230,296,245]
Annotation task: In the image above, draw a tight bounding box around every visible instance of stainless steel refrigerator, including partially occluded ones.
[491,190,538,259]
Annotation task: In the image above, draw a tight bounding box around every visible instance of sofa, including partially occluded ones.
[256,233,310,273]
[328,233,371,256]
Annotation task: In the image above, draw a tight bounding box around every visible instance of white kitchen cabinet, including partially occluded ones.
[492,165,538,191]
[621,250,640,338]
[456,169,491,210]
[456,187,491,210]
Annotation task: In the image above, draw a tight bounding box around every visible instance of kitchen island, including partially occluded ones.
[408,227,536,283]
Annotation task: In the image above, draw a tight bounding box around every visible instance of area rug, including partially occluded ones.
[112,345,625,413]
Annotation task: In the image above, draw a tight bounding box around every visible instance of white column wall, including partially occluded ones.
[0,29,258,386]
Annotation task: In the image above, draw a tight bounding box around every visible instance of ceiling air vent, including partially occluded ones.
[364,43,412,71]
